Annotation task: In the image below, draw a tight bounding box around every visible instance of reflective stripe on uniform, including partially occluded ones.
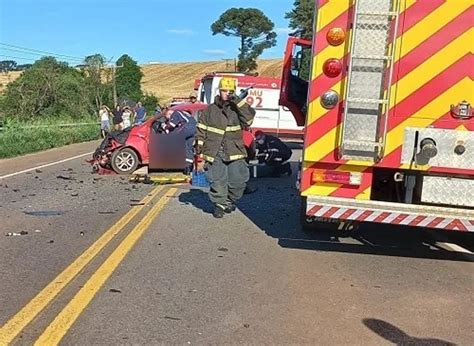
[203,154,215,162]
[198,122,238,135]
[229,154,246,160]
[226,125,242,132]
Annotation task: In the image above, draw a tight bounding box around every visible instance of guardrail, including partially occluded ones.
[0,122,100,132]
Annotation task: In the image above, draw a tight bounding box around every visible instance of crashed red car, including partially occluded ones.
[91,102,256,175]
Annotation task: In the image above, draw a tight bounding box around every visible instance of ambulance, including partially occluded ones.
[280,0,473,232]
[196,72,304,137]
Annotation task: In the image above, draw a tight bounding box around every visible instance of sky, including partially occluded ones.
[0,0,295,66]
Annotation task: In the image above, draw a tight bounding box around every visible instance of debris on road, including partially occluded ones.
[130,174,190,185]
[164,316,181,321]
[5,231,28,236]
[218,247,229,252]
[130,202,145,206]
[98,211,116,215]
[24,211,65,216]
[56,175,74,180]
[35,169,42,173]
[109,288,122,293]
[48,240,54,243]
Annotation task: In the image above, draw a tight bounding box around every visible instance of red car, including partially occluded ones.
[91,102,256,175]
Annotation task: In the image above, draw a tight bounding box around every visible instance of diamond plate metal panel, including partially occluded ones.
[357,0,393,13]
[401,128,474,170]
[422,176,474,207]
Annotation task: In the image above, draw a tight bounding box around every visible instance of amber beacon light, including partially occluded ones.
[327,28,346,46]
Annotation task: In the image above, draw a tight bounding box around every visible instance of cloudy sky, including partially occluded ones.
[0,0,295,65]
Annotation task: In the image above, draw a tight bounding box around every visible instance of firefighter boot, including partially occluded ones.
[224,204,236,214]
[213,204,226,218]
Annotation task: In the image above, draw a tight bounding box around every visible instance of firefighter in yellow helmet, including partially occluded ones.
[195,77,256,218]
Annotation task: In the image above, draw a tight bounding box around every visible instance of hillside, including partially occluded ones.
[0,71,22,94]
[141,59,283,103]
[0,59,283,103]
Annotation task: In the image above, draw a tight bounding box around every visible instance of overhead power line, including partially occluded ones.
[0,46,84,62]
[0,54,85,66]
[0,42,85,61]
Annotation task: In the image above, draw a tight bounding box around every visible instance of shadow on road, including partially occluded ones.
[363,318,456,345]
[178,162,474,262]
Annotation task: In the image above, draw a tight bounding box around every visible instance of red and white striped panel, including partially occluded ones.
[307,205,474,232]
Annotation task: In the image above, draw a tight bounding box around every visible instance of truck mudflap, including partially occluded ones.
[305,196,474,232]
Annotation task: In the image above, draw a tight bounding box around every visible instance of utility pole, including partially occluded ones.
[111,64,123,106]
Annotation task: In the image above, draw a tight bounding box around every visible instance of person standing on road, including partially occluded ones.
[189,90,201,104]
[195,77,256,218]
[112,105,123,131]
[122,106,133,128]
[134,102,147,125]
[99,105,111,138]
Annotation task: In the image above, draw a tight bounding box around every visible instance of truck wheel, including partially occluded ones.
[300,197,358,233]
[111,148,139,174]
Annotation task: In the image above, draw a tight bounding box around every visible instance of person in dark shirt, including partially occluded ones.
[254,130,292,177]
[134,102,147,124]
[112,105,123,131]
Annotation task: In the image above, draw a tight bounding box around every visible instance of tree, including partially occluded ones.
[115,54,143,102]
[82,54,112,109]
[211,8,277,72]
[0,60,17,73]
[2,57,98,119]
[15,64,32,71]
[285,0,314,39]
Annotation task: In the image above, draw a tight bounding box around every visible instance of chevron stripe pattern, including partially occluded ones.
[302,0,473,205]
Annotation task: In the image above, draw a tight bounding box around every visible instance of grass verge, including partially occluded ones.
[0,116,100,159]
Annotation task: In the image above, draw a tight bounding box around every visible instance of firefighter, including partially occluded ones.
[195,77,256,218]
[254,130,292,177]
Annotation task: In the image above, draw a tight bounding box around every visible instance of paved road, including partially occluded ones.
[0,142,473,345]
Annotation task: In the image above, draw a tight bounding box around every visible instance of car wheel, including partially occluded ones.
[111,148,139,174]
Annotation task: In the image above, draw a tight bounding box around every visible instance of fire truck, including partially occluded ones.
[280,0,473,232]
[195,72,303,137]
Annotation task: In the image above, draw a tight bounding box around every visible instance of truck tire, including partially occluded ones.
[111,148,139,175]
[300,197,358,233]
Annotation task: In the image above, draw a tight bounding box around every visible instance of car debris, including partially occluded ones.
[5,231,28,236]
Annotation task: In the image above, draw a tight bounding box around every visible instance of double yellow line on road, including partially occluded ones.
[0,186,177,345]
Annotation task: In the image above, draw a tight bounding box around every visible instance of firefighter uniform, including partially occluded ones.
[255,132,293,177]
[195,78,255,217]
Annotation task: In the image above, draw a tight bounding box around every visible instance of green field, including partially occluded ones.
[0,117,100,159]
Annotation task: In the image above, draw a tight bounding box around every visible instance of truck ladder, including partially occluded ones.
[340,0,400,162]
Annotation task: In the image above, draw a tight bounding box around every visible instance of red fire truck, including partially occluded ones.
[280,0,473,232]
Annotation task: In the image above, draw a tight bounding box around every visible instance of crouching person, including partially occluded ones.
[255,131,292,177]
[195,77,256,218]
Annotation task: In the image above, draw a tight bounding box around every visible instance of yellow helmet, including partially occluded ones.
[219,77,237,91]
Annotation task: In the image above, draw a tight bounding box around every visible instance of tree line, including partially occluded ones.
[0,54,157,121]
[0,0,311,120]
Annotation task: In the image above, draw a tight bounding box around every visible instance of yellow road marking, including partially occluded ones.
[35,187,177,345]
[0,186,164,345]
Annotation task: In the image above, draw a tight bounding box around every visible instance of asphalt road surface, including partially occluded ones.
[0,141,473,345]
